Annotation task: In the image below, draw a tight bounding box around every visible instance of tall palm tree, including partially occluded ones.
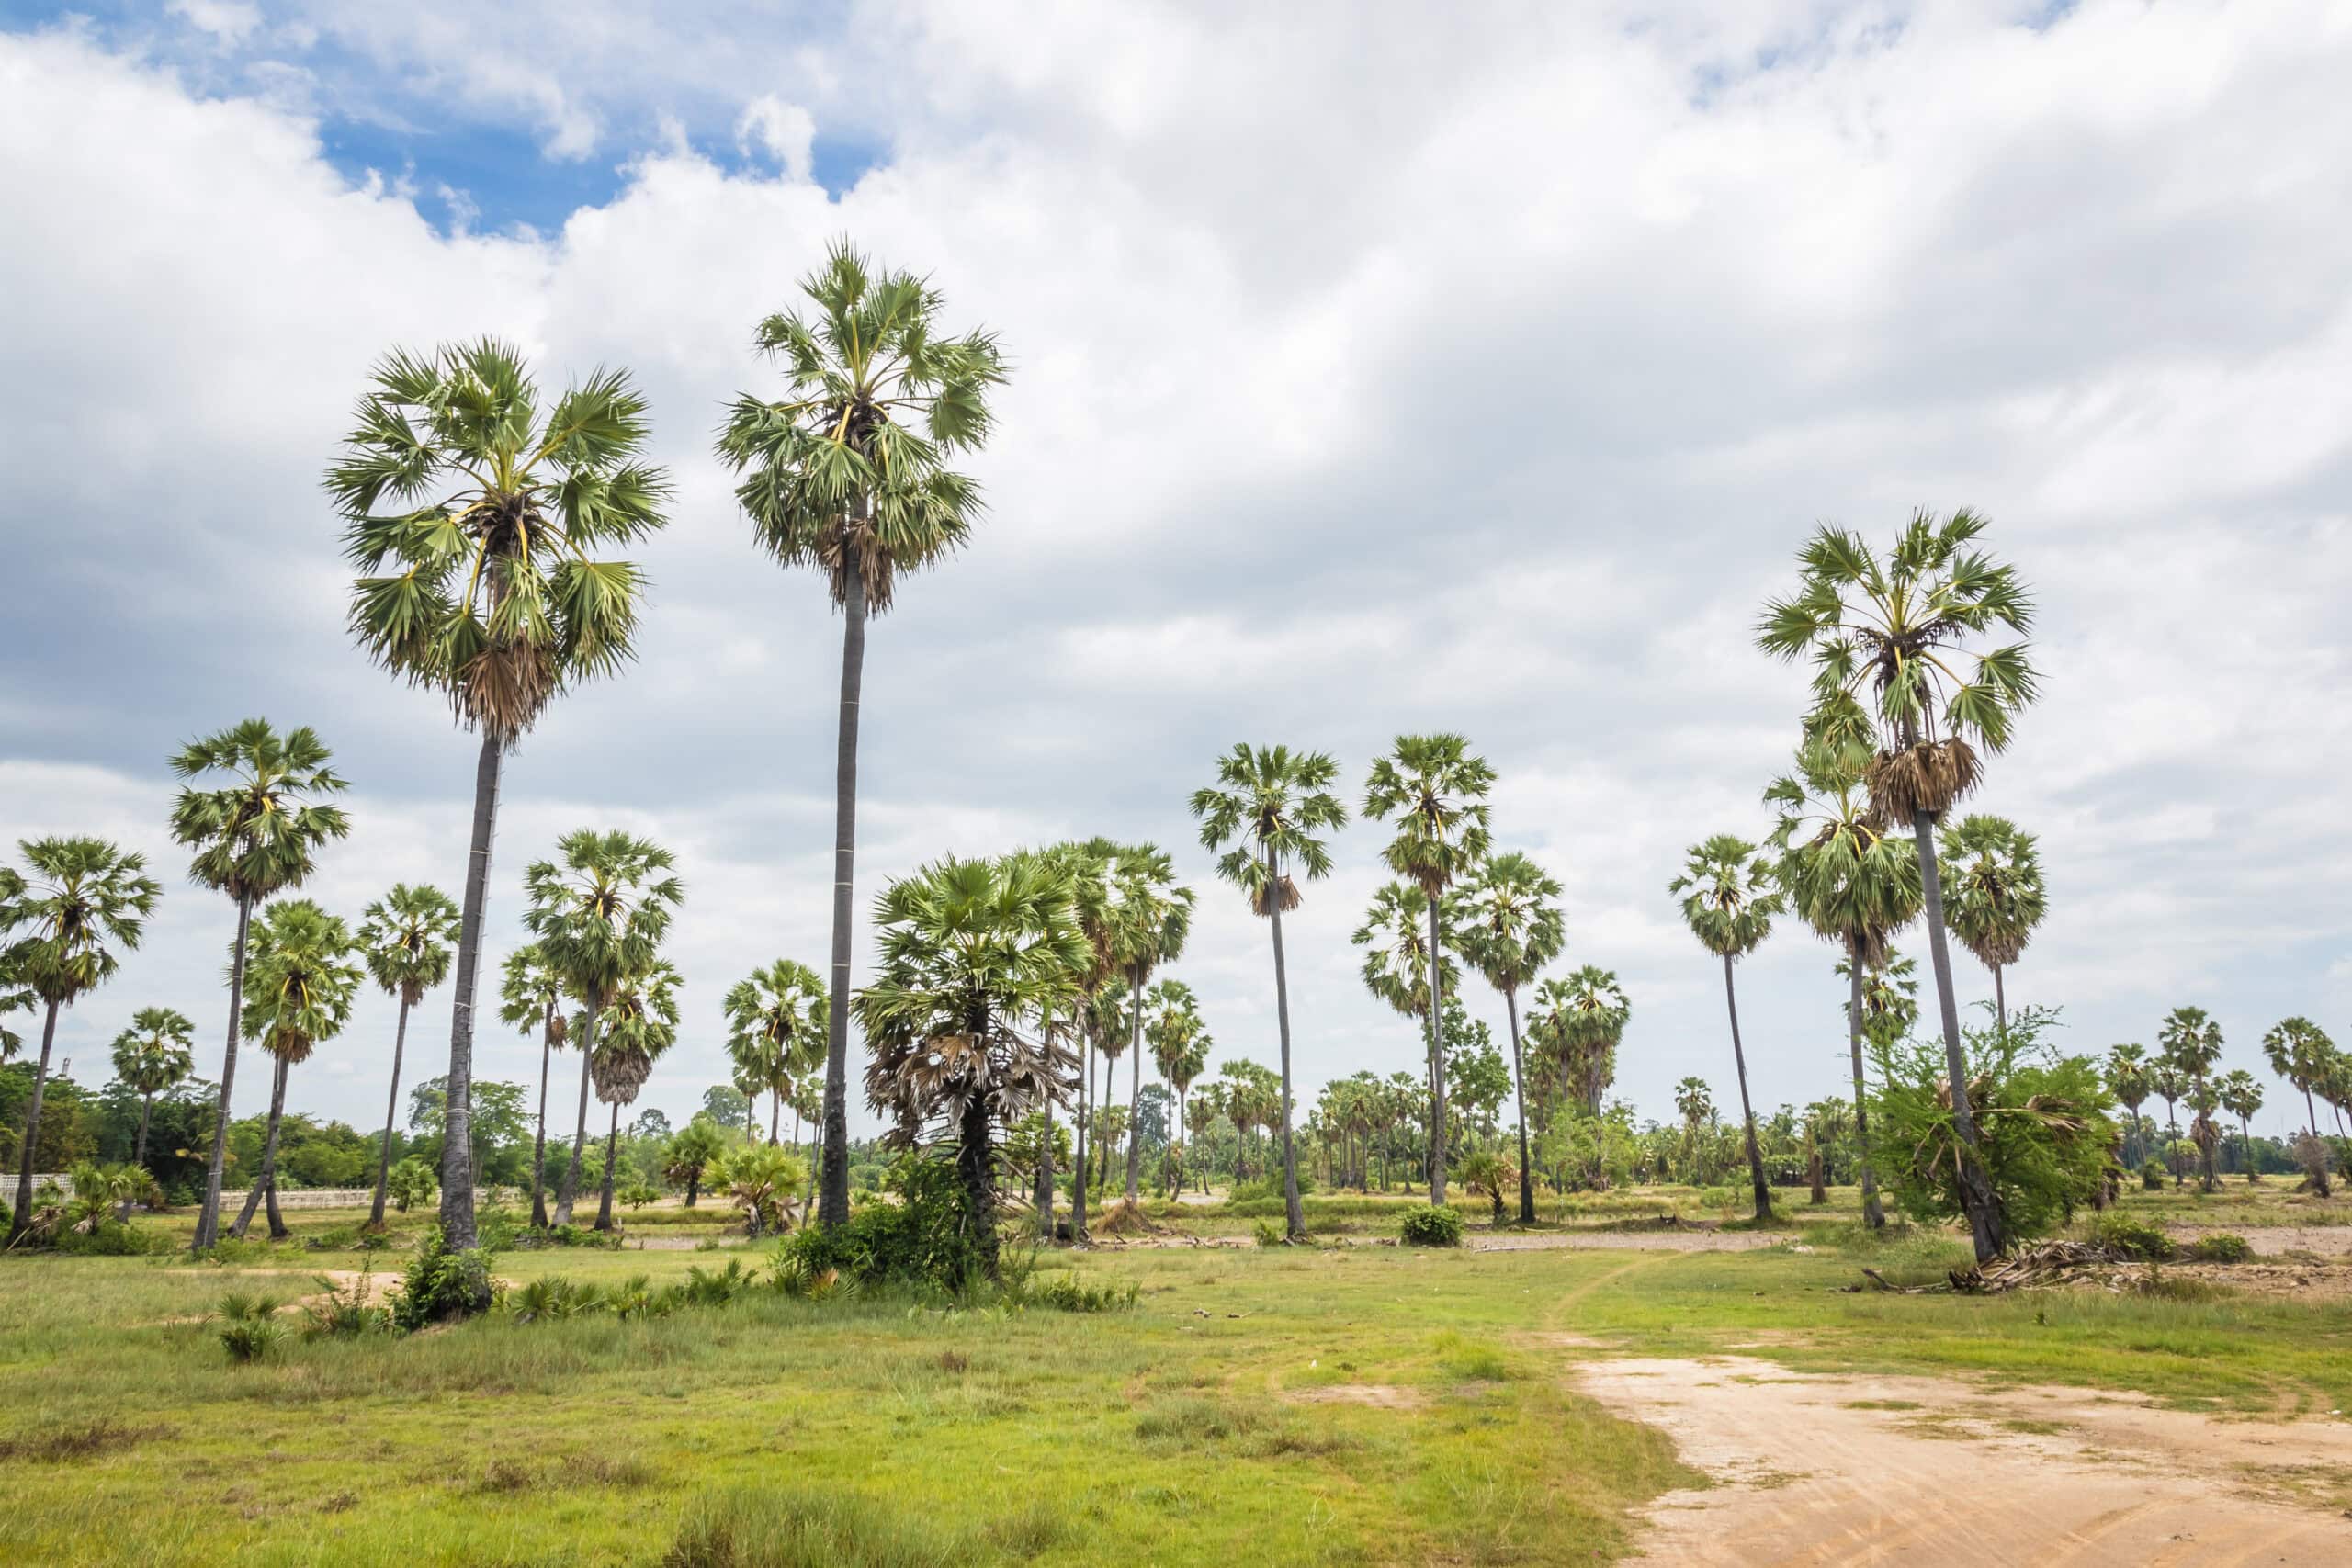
[1446,852,1566,1224]
[1758,509,2038,1263]
[1110,847,1193,1204]
[4,840,160,1236]
[499,943,570,1226]
[1150,1000,1212,1199]
[1673,1077,1715,1179]
[2218,1069,2264,1182]
[1526,967,1631,1121]
[2159,1006,2225,1191]
[356,884,460,1227]
[1766,732,1922,1229]
[2262,1017,2335,1194]
[1050,840,1124,1242]
[857,853,1083,1283]
[333,341,670,1251]
[586,958,680,1231]
[521,830,684,1225]
[1140,979,1200,1200]
[1362,734,1494,1206]
[717,243,1007,1232]
[1669,835,1781,1222]
[1352,881,1462,1194]
[2149,1060,2188,1186]
[724,959,828,1145]
[168,719,349,1253]
[109,1008,196,1186]
[2105,1043,2152,1169]
[1939,815,2045,1035]
[1191,743,1347,1238]
[228,901,361,1238]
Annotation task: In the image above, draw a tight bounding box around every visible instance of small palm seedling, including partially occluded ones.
[213,1292,287,1363]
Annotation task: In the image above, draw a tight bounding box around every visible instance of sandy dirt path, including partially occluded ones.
[1576,1355,2352,1564]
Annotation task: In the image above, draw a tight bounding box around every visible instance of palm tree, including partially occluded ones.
[1758,509,2038,1263]
[356,884,460,1227]
[1049,840,1125,1242]
[586,959,680,1230]
[724,960,828,1145]
[1939,815,2045,1035]
[168,719,349,1252]
[1669,835,1781,1222]
[1362,735,1494,1206]
[1191,743,1347,1238]
[856,853,1084,1283]
[2150,1061,2188,1186]
[717,243,1007,1232]
[664,1118,728,1206]
[1151,999,1213,1199]
[3,839,161,1237]
[1527,967,1631,1122]
[1353,881,1462,1194]
[2105,1044,2152,1169]
[499,943,570,1226]
[2262,1017,2335,1194]
[333,342,670,1251]
[109,1008,196,1191]
[2218,1069,2264,1181]
[2159,1006,2225,1191]
[1446,852,1566,1224]
[1108,847,1193,1205]
[1673,1077,1715,1179]
[229,900,362,1238]
[521,830,684,1226]
[1766,734,1922,1229]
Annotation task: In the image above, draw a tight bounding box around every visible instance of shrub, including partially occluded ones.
[619,1181,662,1212]
[707,1143,810,1238]
[1399,1205,1464,1247]
[2086,1213,2175,1261]
[2141,1161,2167,1190]
[1228,1174,1315,1204]
[212,1292,286,1363]
[771,1154,983,1292]
[302,1270,391,1339]
[388,1227,497,1329]
[1252,1220,1284,1247]
[53,1221,170,1257]
[385,1156,436,1213]
[2185,1231,2252,1263]
[849,1163,884,1193]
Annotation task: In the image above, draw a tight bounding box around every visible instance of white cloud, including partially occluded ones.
[736,94,816,185]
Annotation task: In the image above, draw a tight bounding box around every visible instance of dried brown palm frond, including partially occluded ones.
[460,641,562,747]
[591,1043,653,1106]
[1251,874,1303,917]
[1868,738,1980,821]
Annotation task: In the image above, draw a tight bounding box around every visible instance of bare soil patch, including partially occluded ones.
[1577,1355,2352,1564]
[1474,1228,1785,1254]
[2168,1224,2352,1258]
[1281,1383,1429,1411]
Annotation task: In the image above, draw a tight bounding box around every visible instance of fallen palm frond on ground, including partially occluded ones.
[1857,1239,2143,1295]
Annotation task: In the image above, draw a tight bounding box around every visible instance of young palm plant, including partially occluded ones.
[1191,743,1348,1238]
[1110,847,1193,1205]
[356,884,460,1227]
[109,1008,196,1196]
[723,959,828,1145]
[1757,509,2038,1262]
[1765,732,1922,1229]
[499,943,570,1225]
[2159,1006,2225,1191]
[168,719,349,1252]
[716,243,1007,1231]
[4,840,161,1235]
[1362,735,1494,1206]
[1352,881,1462,1196]
[1446,852,1566,1224]
[1668,835,1782,1222]
[586,959,681,1231]
[1939,815,2045,1035]
[333,341,670,1248]
[229,901,361,1239]
[521,830,684,1227]
[855,853,1084,1284]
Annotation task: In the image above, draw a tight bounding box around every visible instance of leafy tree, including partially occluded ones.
[701,1085,757,1136]
[2262,1017,2335,1195]
[1191,743,1346,1236]
[717,243,1006,1231]
[333,341,671,1251]
[499,942,570,1224]
[3,839,161,1237]
[586,959,681,1229]
[724,959,827,1145]
[230,900,361,1239]
[1939,815,2045,1035]
[1362,734,1493,1206]
[857,854,1083,1283]
[1669,835,1781,1221]
[1758,509,2039,1263]
[168,719,349,1251]
[356,884,459,1226]
[663,1117,729,1207]
[522,829,683,1225]
[405,1077,534,1186]
[1447,852,1565,1224]
[109,1008,195,1192]
[2158,1006,2225,1191]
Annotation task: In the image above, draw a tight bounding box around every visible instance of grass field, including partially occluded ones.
[4,1182,2347,1565]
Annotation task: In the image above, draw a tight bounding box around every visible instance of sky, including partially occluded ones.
[3,0,2350,1148]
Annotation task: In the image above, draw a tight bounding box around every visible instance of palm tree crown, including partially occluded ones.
[724,959,829,1132]
[1363,735,1494,897]
[240,901,362,1067]
[168,721,352,904]
[111,1009,196,1098]
[499,943,571,1048]
[1669,836,1782,960]
[2,839,161,1007]
[1765,739,1920,965]
[1353,883,1459,1021]
[522,831,685,1009]
[357,884,460,1008]
[1446,852,1566,997]
[1190,744,1348,914]
[1939,814,2045,970]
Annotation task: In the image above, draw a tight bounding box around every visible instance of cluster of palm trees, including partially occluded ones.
[2106,1014,2345,1196]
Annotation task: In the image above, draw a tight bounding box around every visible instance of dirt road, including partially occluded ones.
[1577,1355,2352,1564]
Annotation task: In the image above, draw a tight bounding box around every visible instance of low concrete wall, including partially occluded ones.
[28,1176,520,1212]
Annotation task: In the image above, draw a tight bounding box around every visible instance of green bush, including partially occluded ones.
[389,1227,497,1329]
[2140,1161,2167,1190]
[1228,1174,1315,1204]
[770,1154,984,1292]
[2185,1231,2252,1263]
[53,1221,170,1257]
[849,1164,884,1193]
[2086,1213,2176,1261]
[1399,1204,1464,1247]
[301,1270,391,1339]
[1012,1273,1139,1314]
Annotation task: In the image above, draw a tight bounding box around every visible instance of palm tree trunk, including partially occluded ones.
[554,1003,598,1224]
[528,1019,552,1228]
[594,1100,620,1231]
[231,1055,290,1240]
[1072,1023,1091,1240]
[1908,807,2002,1262]
[1720,953,1772,1222]
[957,1086,999,1286]
[1125,976,1146,1204]
[438,730,503,1253]
[1035,1085,1057,1242]
[770,1090,780,1147]
[1992,964,2007,1039]
[1423,893,1450,1207]
[1846,943,1884,1230]
[2241,1114,2258,1183]
[192,891,254,1253]
[7,1000,61,1236]
[1267,851,1306,1241]
[121,1091,155,1223]
[818,533,867,1232]
[1504,986,1534,1224]
[369,995,413,1227]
